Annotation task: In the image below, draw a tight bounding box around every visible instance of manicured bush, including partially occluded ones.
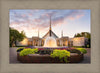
[50,49,70,62]
[19,48,38,56]
[76,48,87,54]
[16,47,25,52]
[32,48,38,53]
[69,49,81,54]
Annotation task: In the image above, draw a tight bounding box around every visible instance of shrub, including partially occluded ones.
[69,49,81,54]
[76,48,87,54]
[16,47,25,52]
[87,45,89,48]
[16,46,29,47]
[19,48,38,56]
[72,46,84,48]
[32,48,38,53]
[38,49,53,55]
[50,49,70,62]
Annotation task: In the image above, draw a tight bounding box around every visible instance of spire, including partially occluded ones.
[61,30,63,37]
[49,15,52,36]
[49,15,52,30]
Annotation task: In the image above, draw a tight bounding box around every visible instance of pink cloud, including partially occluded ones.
[76,14,84,19]
[34,19,42,23]
[68,14,84,21]
[69,17,75,20]
[10,10,87,38]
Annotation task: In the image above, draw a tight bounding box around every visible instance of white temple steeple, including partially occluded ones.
[49,16,52,30]
[61,30,63,38]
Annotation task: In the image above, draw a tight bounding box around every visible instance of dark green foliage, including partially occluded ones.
[9,27,26,47]
[69,49,81,54]
[16,46,29,47]
[76,48,87,54]
[74,33,81,37]
[87,38,91,48]
[72,46,84,48]
[74,32,90,39]
[16,47,25,52]
[38,49,53,55]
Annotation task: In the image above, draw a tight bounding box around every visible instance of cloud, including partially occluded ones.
[10,10,85,36]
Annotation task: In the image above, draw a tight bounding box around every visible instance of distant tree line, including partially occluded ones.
[10,27,26,47]
[74,32,91,48]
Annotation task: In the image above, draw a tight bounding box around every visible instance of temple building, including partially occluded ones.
[16,17,88,47]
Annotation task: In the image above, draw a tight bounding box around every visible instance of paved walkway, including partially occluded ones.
[9,47,20,63]
[9,47,90,64]
[78,48,90,63]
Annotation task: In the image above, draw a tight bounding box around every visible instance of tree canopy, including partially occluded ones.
[10,27,26,47]
[74,32,91,39]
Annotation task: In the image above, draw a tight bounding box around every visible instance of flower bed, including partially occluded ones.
[17,47,86,63]
[17,53,83,63]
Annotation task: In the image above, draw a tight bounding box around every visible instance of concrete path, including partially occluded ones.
[79,48,91,63]
[9,47,20,63]
[9,47,90,64]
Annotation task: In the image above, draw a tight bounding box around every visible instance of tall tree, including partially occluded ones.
[10,28,26,47]
[74,33,82,37]
[74,32,90,39]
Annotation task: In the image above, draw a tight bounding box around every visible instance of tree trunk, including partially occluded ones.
[11,39,15,47]
[11,41,13,47]
[15,41,17,47]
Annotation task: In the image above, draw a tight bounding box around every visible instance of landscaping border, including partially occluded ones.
[17,52,83,63]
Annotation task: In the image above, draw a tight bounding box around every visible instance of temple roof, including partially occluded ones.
[42,30,58,38]
[42,16,58,39]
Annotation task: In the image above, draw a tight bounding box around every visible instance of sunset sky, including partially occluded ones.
[9,9,90,38]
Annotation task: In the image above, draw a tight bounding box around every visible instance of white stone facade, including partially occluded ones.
[72,37,87,46]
